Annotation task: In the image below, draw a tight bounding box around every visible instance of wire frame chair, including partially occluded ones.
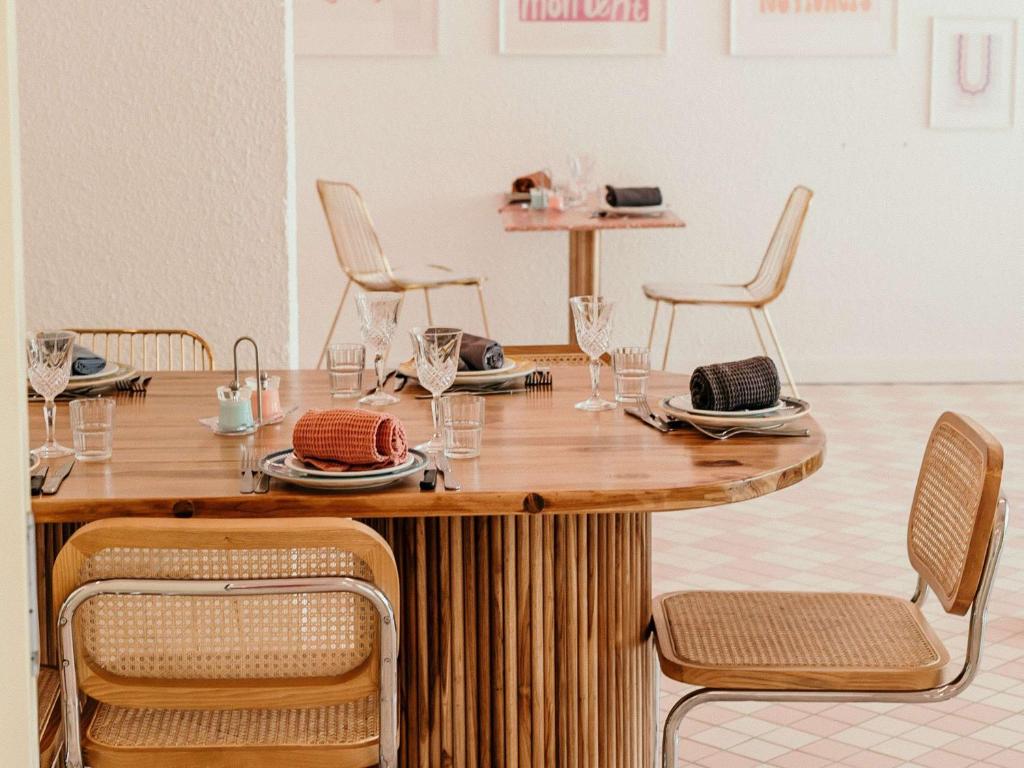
[68,328,214,371]
[644,186,813,394]
[653,412,1008,767]
[316,179,490,368]
[54,518,400,768]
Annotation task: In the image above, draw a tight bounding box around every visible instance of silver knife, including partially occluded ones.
[41,459,75,496]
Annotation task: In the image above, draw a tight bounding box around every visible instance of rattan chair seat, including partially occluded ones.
[38,666,63,768]
[643,281,757,306]
[653,590,951,691]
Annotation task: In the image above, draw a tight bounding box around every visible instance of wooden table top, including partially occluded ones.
[498,201,686,234]
[30,369,824,523]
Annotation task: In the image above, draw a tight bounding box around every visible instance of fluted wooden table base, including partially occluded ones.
[368,512,653,768]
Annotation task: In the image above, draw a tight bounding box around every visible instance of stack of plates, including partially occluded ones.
[661,395,811,428]
[64,361,139,392]
[398,357,536,388]
[600,204,669,217]
[260,448,428,490]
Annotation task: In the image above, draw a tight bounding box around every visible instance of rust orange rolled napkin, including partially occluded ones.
[689,356,781,412]
[292,409,408,471]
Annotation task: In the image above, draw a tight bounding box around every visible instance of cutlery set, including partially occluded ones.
[420,453,460,492]
[627,395,810,440]
[30,458,75,496]
[29,375,152,402]
[239,446,270,494]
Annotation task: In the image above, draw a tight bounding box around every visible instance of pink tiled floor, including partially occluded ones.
[654,384,1024,767]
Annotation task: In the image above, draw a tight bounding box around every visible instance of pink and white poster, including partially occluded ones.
[294,0,438,56]
[730,0,897,57]
[501,1,668,55]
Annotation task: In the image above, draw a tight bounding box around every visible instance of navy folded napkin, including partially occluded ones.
[605,186,663,207]
[689,356,780,412]
[72,345,106,376]
[458,333,505,372]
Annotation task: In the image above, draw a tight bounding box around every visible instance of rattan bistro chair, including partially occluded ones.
[316,180,491,368]
[68,328,214,371]
[653,412,1007,767]
[644,186,812,394]
[54,518,400,768]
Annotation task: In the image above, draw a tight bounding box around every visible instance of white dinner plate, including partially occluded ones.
[64,363,139,392]
[601,204,669,216]
[261,448,428,490]
[284,451,417,479]
[666,394,785,418]
[398,357,536,387]
[70,360,119,381]
[661,396,811,428]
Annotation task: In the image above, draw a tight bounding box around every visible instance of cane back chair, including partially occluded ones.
[54,518,400,768]
[316,180,490,368]
[68,328,214,371]
[644,186,812,395]
[653,412,1007,767]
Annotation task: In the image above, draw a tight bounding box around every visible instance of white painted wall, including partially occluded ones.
[297,0,1024,381]
[18,0,297,368]
[1,0,40,762]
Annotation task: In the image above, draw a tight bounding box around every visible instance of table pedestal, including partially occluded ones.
[568,231,601,345]
[368,512,653,768]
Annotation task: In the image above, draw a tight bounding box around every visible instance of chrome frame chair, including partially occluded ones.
[644,186,812,395]
[316,180,490,368]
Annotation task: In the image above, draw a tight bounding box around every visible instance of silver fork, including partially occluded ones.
[251,448,270,493]
[239,446,254,494]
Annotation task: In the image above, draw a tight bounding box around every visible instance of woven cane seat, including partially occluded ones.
[653,591,951,691]
[38,666,63,768]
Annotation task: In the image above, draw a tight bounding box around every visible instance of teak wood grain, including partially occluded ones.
[30,368,824,523]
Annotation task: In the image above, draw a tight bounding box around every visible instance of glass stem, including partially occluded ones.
[431,394,442,449]
[374,351,386,395]
[43,398,57,448]
[589,358,601,402]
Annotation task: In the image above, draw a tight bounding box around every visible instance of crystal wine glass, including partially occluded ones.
[27,330,77,458]
[357,291,403,406]
[410,327,463,454]
[570,296,616,412]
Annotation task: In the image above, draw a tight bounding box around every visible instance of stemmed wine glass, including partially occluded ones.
[357,292,403,406]
[410,327,463,454]
[27,330,78,458]
[570,296,616,412]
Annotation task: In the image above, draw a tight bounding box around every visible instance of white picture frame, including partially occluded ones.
[294,0,439,57]
[500,0,668,56]
[730,0,898,57]
[930,17,1017,130]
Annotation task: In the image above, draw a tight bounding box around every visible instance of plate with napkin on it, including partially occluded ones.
[399,332,535,386]
[602,185,668,216]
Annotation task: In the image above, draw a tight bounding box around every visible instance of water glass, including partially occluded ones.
[357,291,403,406]
[328,343,365,398]
[410,327,463,453]
[612,347,651,404]
[69,398,115,462]
[570,296,616,412]
[442,395,485,460]
[27,330,77,458]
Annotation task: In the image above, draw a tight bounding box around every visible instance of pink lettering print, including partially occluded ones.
[519,0,650,23]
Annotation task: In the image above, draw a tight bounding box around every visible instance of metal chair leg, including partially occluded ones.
[648,300,660,350]
[423,287,434,325]
[748,307,769,357]
[475,282,491,337]
[661,304,677,371]
[662,688,718,768]
[316,279,352,369]
[760,307,800,398]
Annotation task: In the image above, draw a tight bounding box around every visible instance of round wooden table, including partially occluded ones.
[32,368,825,768]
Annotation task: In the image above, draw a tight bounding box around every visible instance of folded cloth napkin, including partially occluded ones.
[458,333,504,372]
[689,356,781,412]
[512,171,552,194]
[605,186,663,208]
[292,409,409,472]
[71,345,106,376]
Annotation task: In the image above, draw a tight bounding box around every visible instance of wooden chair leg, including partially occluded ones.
[661,304,677,371]
[748,307,769,357]
[648,300,660,350]
[424,287,434,325]
[760,306,800,398]
[316,279,351,369]
[475,282,491,337]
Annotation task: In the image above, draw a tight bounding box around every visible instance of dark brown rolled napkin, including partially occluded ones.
[605,186,663,207]
[512,171,552,194]
[72,345,106,376]
[689,356,781,412]
[458,333,504,371]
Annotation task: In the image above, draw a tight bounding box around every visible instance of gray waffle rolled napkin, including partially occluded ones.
[458,333,504,372]
[605,186,663,207]
[689,356,781,412]
[72,345,106,376]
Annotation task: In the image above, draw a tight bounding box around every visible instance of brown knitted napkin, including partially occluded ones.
[292,409,408,472]
[605,186,663,207]
[689,356,781,412]
[512,171,552,194]
[458,333,504,371]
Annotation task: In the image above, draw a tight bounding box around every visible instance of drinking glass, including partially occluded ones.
[27,330,77,458]
[567,153,596,207]
[357,292,403,406]
[328,343,365,398]
[570,296,615,412]
[69,398,115,462]
[612,346,651,404]
[442,394,485,460]
[410,327,463,454]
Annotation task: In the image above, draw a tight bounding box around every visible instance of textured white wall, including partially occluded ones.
[18,1,296,368]
[297,0,1024,381]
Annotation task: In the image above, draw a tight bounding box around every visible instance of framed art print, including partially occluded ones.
[294,0,439,57]
[500,0,668,56]
[730,0,898,57]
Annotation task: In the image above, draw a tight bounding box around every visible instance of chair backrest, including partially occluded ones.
[907,412,1004,616]
[69,328,214,371]
[317,180,394,280]
[746,186,813,304]
[53,518,400,710]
